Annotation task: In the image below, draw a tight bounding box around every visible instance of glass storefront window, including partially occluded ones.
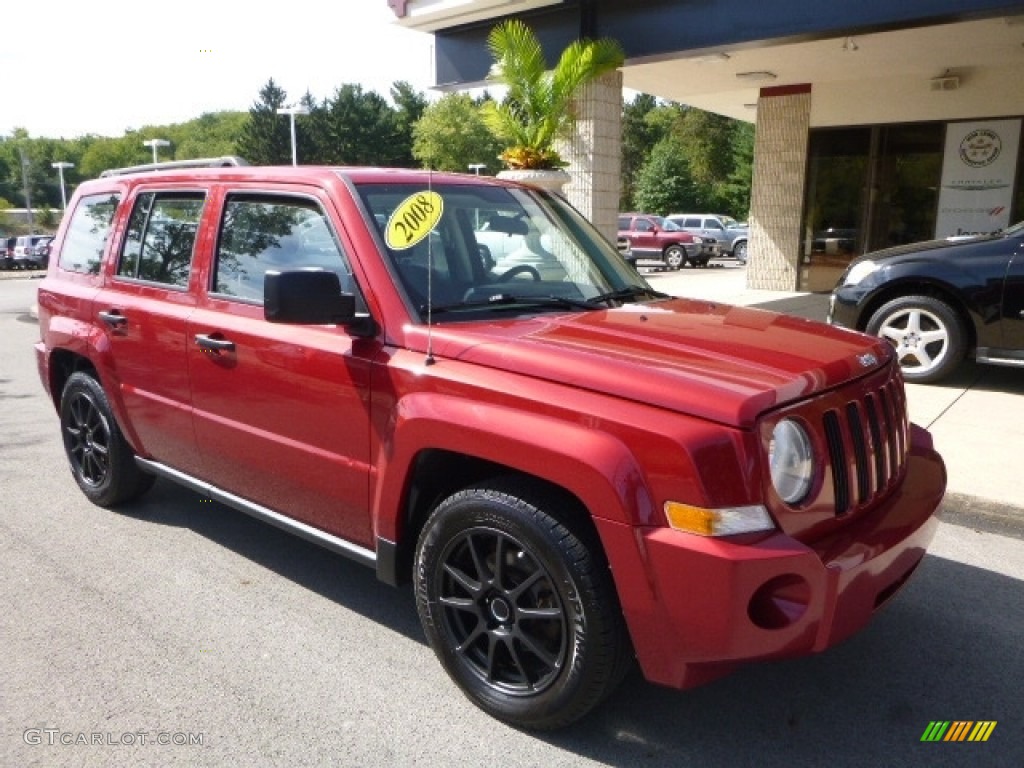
[799,123,944,291]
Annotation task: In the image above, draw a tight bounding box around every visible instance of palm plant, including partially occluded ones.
[481,19,625,170]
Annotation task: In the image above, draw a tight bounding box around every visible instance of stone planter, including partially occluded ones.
[496,168,571,196]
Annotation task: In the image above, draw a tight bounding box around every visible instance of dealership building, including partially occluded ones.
[390,0,1024,291]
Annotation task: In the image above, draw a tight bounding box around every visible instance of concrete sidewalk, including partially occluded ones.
[646,263,1023,525]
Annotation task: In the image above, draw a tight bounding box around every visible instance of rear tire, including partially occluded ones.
[414,479,632,729]
[60,372,155,507]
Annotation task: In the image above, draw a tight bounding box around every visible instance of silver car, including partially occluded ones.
[666,214,748,263]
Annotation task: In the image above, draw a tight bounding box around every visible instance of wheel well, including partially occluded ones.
[46,350,97,409]
[390,449,601,586]
[858,281,977,351]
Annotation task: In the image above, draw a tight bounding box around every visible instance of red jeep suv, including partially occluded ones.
[36,159,945,729]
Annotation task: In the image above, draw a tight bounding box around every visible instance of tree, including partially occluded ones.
[633,137,704,214]
[237,79,291,166]
[412,93,503,173]
[620,93,658,209]
[481,19,624,169]
[390,81,428,167]
[319,84,403,166]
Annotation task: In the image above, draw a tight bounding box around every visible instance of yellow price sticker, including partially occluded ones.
[385,191,444,250]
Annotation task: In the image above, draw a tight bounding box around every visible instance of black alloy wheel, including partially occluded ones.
[60,372,154,507]
[415,480,631,729]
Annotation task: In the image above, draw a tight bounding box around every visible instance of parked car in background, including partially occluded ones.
[12,234,53,269]
[2,237,16,269]
[828,220,1024,383]
[617,213,714,269]
[34,236,56,268]
[666,214,749,263]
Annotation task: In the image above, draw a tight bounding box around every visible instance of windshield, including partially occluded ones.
[354,181,655,320]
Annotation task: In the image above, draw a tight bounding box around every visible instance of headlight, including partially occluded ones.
[769,419,814,504]
[842,259,878,286]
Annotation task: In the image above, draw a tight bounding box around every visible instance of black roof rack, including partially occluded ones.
[100,156,250,178]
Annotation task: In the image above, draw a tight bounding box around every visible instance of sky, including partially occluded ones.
[1,1,437,139]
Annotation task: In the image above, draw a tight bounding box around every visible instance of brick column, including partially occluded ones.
[746,84,811,291]
[558,71,623,245]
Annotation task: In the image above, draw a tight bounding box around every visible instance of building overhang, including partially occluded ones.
[389,0,1024,127]
[388,0,562,32]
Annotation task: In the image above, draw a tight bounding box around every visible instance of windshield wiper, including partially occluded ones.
[423,293,603,316]
[587,285,671,306]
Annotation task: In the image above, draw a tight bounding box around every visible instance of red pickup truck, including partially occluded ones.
[36,160,944,730]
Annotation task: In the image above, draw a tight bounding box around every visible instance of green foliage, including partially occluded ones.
[237,78,291,165]
[633,137,701,214]
[412,93,503,173]
[620,93,658,209]
[390,81,429,167]
[628,95,754,218]
[481,19,624,169]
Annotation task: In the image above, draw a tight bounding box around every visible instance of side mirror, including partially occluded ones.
[265,269,373,336]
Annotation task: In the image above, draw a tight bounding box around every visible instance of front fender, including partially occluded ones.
[371,392,658,543]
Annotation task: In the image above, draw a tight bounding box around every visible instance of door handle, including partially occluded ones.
[97,310,127,327]
[194,334,236,353]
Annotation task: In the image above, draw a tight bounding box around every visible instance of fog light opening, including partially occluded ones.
[748,574,811,630]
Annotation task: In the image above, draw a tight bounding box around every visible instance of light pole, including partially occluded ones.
[52,162,74,211]
[18,148,34,232]
[143,138,170,163]
[277,106,309,166]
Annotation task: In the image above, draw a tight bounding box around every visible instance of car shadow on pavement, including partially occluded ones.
[542,554,1023,766]
[116,479,425,644]
[113,478,1022,766]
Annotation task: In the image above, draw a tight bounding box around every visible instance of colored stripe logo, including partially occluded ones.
[921,721,997,742]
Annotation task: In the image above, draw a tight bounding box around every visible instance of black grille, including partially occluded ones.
[824,380,908,516]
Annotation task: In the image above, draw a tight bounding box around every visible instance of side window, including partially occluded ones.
[58,193,122,275]
[213,195,354,303]
[706,218,724,231]
[635,219,653,232]
[617,217,630,230]
[117,192,205,288]
[684,217,701,228]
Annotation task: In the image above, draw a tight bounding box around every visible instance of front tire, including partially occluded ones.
[733,240,748,264]
[866,295,966,383]
[414,480,631,729]
[663,245,686,270]
[60,372,155,507]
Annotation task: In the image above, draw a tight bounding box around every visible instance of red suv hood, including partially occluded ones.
[409,298,894,428]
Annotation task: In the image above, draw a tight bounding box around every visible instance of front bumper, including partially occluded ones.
[597,427,944,690]
[827,284,872,329]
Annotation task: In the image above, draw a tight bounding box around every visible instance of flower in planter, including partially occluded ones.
[482,19,625,170]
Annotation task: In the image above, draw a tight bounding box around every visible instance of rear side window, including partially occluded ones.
[118,192,205,288]
[684,217,701,228]
[58,193,121,274]
[213,195,354,303]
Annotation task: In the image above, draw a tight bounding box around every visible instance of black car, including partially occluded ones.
[828,221,1024,383]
